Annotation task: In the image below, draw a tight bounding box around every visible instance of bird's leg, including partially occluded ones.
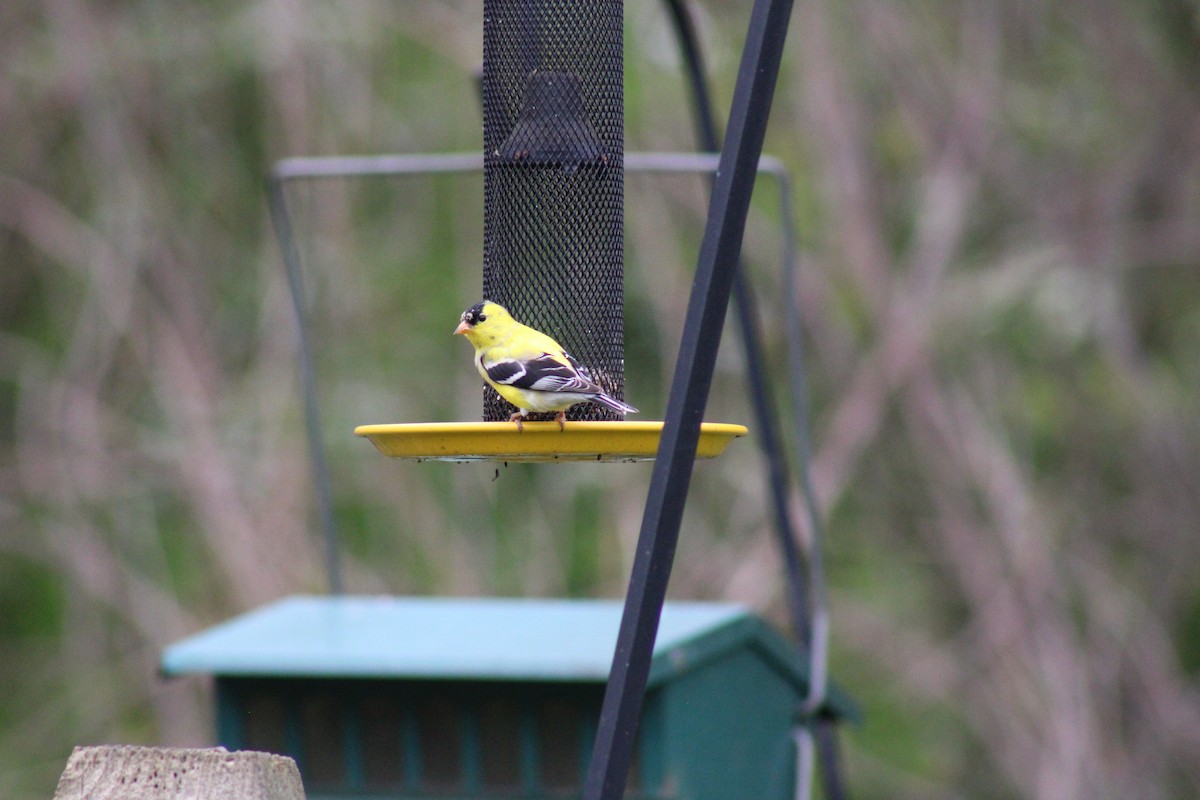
[555,411,566,431]
[508,410,525,433]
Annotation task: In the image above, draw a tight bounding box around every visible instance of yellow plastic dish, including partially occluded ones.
[354,421,749,463]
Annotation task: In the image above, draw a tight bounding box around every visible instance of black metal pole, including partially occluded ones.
[582,0,795,796]
[816,716,849,800]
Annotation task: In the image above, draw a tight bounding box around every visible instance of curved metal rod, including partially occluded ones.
[267,150,801,602]
[268,153,482,595]
[267,179,342,594]
[659,1,841,798]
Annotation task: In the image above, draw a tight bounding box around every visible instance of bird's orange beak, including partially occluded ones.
[453,320,470,336]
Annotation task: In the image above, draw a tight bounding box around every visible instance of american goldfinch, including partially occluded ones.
[454,300,637,430]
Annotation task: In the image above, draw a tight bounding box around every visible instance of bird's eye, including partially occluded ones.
[477,314,487,322]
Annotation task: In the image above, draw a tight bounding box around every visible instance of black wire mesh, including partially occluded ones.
[482,0,625,422]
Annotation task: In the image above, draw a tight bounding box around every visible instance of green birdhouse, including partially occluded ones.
[161,596,852,799]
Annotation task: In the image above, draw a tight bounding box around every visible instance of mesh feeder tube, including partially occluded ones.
[481,0,626,423]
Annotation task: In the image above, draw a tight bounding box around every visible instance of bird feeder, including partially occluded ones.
[259,0,847,797]
[161,595,855,799]
[350,0,747,463]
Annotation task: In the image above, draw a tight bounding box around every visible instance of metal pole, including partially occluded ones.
[661,2,845,798]
[662,0,812,647]
[582,0,795,795]
[267,178,342,594]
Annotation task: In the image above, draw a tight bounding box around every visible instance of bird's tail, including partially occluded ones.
[591,393,638,415]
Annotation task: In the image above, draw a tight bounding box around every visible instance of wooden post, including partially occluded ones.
[53,746,305,800]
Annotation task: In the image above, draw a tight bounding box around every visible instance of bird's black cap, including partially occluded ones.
[461,301,488,326]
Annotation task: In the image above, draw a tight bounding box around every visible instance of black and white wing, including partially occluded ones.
[483,350,601,395]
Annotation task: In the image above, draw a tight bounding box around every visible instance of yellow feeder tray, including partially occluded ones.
[354,421,749,463]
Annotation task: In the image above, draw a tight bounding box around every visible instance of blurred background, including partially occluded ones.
[2,1,1199,798]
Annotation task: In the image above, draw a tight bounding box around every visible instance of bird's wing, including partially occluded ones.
[484,350,600,394]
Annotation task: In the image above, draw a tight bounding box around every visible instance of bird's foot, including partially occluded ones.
[508,411,525,433]
[555,411,566,431]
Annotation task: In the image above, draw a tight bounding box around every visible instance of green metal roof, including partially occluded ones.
[162,595,757,686]
[162,595,858,719]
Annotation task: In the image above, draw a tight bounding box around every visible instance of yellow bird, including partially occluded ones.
[454,301,637,430]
